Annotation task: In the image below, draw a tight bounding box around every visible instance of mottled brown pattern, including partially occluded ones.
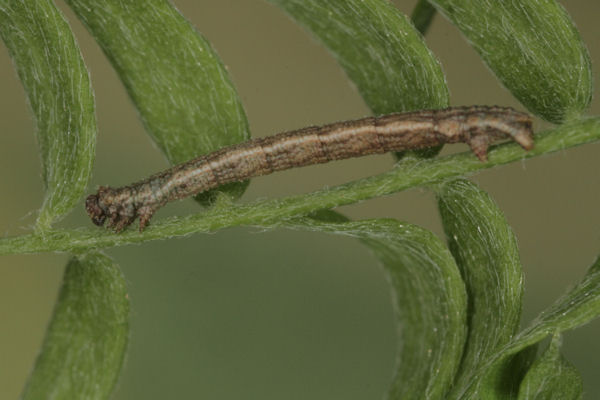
[86,105,533,232]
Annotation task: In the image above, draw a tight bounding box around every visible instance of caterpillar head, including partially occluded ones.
[85,186,137,232]
[85,192,107,227]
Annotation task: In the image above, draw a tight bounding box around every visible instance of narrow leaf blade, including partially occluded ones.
[517,334,582,400]
[65,0,250,201]
[459,255,600,398]
[437,179,523,399]
[411,0,438,36]
[268,0,449,115]
[0,0,97,230]
[516,256,600,345]
[285,217,467,399]
[21,252,129,400]
[429,0,592,123]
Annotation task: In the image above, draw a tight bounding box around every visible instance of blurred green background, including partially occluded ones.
[1,0,599,398]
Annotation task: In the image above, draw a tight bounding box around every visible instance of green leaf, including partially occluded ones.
[284,217,467,399]
[437,179,523,399]
[458,255,600,399]
[0,0,97,230]
[518,334,582,400]
[516,256,600,345]
[65,0,250,201]
[411,0,438,36]
[268,0,449,115]
[429,0,592,123]
[21,252,129,400]
[0,116,599,255]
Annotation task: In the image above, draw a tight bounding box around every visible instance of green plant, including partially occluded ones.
[1,0,599,399]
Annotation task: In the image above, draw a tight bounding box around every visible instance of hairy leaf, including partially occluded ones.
[268,0,449,115]
[429,0,592,123]
[269,0,450,169]
[458,255,600,398]
[284,217,467,399]
[0,0,96,230]
[65,0,250,201]
[517,334,582,400]
[411,0,438,35]
[437,179,523,399]
[21,252,129,400]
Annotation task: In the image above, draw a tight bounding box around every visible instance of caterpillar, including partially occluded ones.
[86,106,533,232]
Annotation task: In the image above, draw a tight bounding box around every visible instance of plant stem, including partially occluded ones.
[1,116,598,255]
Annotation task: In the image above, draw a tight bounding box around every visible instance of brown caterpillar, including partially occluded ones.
[86,106,533,232]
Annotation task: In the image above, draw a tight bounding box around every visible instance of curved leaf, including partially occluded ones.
[0,0,97,230]
[515,256,600,347]
[65,0,250,201]
[21,251,129,400]
[411,0,438,36]
[437,179,523,399]
[269,0,450,166]
[459,255,600,399]
[285,217,467,399]
[268,0,449,115]
[518,334,582,400]
[429,0,592,123]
